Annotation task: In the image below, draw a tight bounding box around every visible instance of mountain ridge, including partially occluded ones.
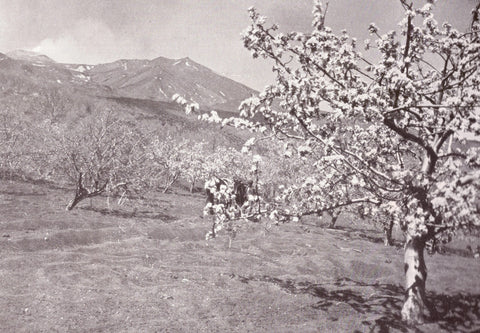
[6,50,56,64]
[86,55,256,110]
[0,50,257,113]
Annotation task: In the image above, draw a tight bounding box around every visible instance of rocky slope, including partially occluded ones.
[0,50,256,112]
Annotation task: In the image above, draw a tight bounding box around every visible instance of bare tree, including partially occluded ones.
[47,110,146,210]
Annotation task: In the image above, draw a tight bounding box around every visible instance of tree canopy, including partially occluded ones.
[178,0,480,324]
[238,0,480,245]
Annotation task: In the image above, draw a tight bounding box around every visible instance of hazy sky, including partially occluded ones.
[0,0,475,90]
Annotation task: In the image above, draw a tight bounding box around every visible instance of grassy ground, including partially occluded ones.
[0,179,479,332]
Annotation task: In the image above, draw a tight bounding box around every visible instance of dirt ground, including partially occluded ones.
[0,179,479,332]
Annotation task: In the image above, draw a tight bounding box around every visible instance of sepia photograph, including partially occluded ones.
[0,0,479,331]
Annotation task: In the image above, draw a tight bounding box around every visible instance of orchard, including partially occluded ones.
[178,0,480,325]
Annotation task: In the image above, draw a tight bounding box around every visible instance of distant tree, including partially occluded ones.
[0,107,30,177]
[36,88,70,123]
[0,102,53,180]
[49,110,146,210]
[146,135,187,193]
[177,140,209,193]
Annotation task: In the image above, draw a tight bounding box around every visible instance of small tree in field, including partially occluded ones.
[176,140,209,193]
[51,110,146,210]
[238,0,480,324]
[0,108,30,177]
[0,102,55,180]
[146,135,188,193]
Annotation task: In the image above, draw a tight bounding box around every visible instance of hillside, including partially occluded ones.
[6,50,56,64]
[0,51,110,97]
[0,50,257,154]
[88,56,256,111]
[0,50,256,113]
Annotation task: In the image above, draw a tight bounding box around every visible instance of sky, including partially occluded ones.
[0,0,475,90]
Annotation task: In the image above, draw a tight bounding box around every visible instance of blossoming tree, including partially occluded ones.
[237,0,480,324]
[52,110,147,210]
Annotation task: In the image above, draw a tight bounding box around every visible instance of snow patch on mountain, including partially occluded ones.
[74,65,89,72]
[185,61,198,70]
[74,73,90,82]
[158,87,168,98]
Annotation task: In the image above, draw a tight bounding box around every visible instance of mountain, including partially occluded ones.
[0,51,111,97]
[87,56,256,111]
[0,50,256,113]
[6,50,55,64]
[0,50,256,151]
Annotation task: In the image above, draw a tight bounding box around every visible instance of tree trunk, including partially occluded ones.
[66,173,106,210]
[66,174,89,210]
[211,219,216,239]
[328,210,340,228]
[66,194,86,210]
[401,153,438,324]
[384,220,394,246]
[401,234,428,324]
[66,189,104,210]
[163,172,179,193]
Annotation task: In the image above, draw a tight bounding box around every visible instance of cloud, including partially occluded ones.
[32,18,138,64]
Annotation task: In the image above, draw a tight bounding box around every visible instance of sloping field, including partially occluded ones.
[0,179,479,332]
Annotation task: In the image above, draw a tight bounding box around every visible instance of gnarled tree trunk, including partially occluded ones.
[189,179,196,193]
[401,149,440,323]
[321,210,341,228]
[328,210,340,228]
[162,172,179,193]
[384,220,394,246]
[401,234,428,324]
[66,172,107,210]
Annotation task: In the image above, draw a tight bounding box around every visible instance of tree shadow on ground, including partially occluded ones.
[79,206,177,222]
[431,292,480,332]
[233,274,480,332]
[171,191,205,198]
[0,189,47,197]
[328,225,388,244]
